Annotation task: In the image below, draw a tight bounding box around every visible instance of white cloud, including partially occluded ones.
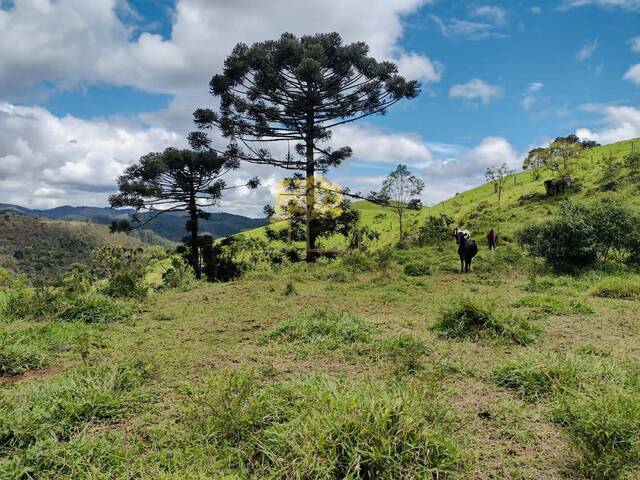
[521,82,544,110]
[576,39,598,61]
[429,14,507,40]
[576,104,640,144]
[0,102,181,206]
[560,0,640,10]
[331,124,434,166]
[623,64,640,84]
[449,78,502,105]
[530,6,543,13]
[0,0,441,98]
[470,5,508,26]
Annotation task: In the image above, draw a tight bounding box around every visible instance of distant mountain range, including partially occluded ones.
[0,203,269,242]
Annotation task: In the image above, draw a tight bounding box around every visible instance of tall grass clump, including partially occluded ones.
[553,386,640,480]
[592,276,640,300]
[182,370,463,479]
[2,286,131,323]
[262,309,376,353]
[0,342,47,376]
[492,351,625,400]
[0,360,154,453]
[432,297,540,345]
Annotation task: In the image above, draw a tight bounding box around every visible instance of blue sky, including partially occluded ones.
[0,0,639,215]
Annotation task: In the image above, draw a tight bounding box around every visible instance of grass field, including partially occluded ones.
[1,138,640,479]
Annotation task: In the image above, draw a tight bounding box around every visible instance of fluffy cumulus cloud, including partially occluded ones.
[0,0,442,98]
[449,78,502,105]
[0,102,182,207]
[576,105,640,144]
[0,0,448,211]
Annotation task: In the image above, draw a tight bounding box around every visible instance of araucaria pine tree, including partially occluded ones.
[192,32,420,261]
[109,146,258,278]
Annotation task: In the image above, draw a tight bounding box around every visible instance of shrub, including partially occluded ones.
[101,268,148,299]
[56,292,131,323]
[418,214,454,245]
[553,386,640,480]
[404,261,433,277]
[433,297,540,345]
[341,252,375,272]
[624,151,640,170]
[517,202,598,272]
[518,200,640,271]
[162,257,196,291]
[182,370,463,478]
[592,277,640,300]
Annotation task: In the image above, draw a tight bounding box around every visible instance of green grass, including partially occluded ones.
[0,359,154,476]
[592,276,640,299]
[514,293,594,315]
[493,351,626,400]
[553,385,640,480]
[181,369,463,479]
[432,296,541,345]
[0,137,639,478]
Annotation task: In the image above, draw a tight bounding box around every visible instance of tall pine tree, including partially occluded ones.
[192,32,420,261]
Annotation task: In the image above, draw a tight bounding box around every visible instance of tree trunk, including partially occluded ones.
[304,105,316,263]
[305,140,316,262]
[187,187,201,279]
[399,210,404,242]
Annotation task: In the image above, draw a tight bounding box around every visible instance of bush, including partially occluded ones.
[341,252,375,272]
[162,257,196,291]
[101,268,148,299]
[517,202,598,272]
[518,200,640,271]
[182,370,462,478]
[592,277,640,300]
[418,214,454,245]
[433,297,540,345]
[404,261,433,277]
[553,386,640,479]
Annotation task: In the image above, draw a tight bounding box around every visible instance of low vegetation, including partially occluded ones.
[432,297,540,345]
[181,370,463,479]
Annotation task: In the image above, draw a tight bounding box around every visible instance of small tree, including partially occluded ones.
[192,32,420,261]
[109,147,258,279]
[484,163,513,212]
[373,164,424,242]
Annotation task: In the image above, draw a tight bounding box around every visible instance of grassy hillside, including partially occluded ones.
[0,213,146,280]
[1,138,640,479]
[243,137,640,248]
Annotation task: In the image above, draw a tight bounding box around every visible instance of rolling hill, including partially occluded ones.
[0,204,269,242]
[241,137,640,248]
[0,213,148,280]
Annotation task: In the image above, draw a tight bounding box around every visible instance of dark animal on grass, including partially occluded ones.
[487,228,497,251]
[453,228,478,273]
